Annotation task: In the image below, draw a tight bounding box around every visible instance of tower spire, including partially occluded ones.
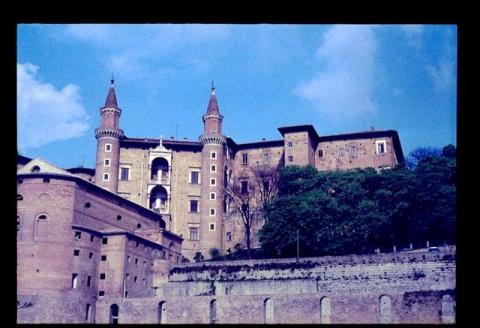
[206,83,219,115]
[103,76,119,109]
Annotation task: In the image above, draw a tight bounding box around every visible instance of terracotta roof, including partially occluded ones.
[206,87,220,115]
[102,81,119,109]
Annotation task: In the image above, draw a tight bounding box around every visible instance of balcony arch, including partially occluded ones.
[149,185,168,213]
[151,157,169,184]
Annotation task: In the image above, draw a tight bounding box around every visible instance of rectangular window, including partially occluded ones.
[190,171,199,184]
[210,208,216,216]
[351,146,357,158]
[103,173,109,181]
[89,252,93,259]
[376,141,386,155]
[226,232,232,241]
[288,141,293,147]
[189,227,199,241]
[104,159,110,167]
[288,155,293,162]
[90,235,95,242]
[210,164,216,172]
[210,151,217,160]
[120,167,130,181]
[242,153,248,165]
[241,181,248,194]
[189,200,199,213]
[262,153,270,164]
[210,192,216,200]
[99,291,105,297]
[101,255,107,261]
[318,149,323,158]
[75,231,81,240]
[339,147,345,156]
[102,237,108,245]
[71,273,78,288]
[209,223,216,231]
[105,144,112,152]
[74,250,80,256]
[210,178,216,186]
[100,273,106,280]
[87,275,91,287]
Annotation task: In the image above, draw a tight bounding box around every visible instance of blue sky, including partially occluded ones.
[17,24,456,169]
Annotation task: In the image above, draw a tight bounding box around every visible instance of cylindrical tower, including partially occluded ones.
[199,85,225,257]
[94,78,124,193]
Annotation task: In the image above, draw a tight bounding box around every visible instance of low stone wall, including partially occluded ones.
[94,249,455,324]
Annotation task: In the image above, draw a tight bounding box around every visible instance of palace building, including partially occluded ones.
[89,79,404,259]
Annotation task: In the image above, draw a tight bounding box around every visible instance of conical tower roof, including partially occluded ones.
[102,78,119,109]
[206,84,220,115]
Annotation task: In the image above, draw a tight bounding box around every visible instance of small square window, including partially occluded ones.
[99,291,105,297]
[102,238,108,245]
[74,250,80,256]
[75,231,81,240]
[209,223,216,231]
[210,192,216,200]
[210,178,216,186]
[210,151,217,160]
[101,255,107,261]
[288,156,293,162]
[210,208,216,216]
[105,144,112,152]
[210,164,216,172]
[288,141,293,147]
[104,159,110,167]
[100,273,106,280]
[103,173,109,181]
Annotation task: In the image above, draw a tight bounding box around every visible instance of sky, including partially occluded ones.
[17,24,457,169]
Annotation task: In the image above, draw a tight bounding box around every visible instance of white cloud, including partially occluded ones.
[17,63,89,150]
[400,25,424,50]
[426,57,455,92]
[294,25,378,119]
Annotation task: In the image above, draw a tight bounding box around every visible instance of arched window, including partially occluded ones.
[149,185,168,213]
[320,296,331,324]
[264,298,274,324]
[17,194,23,201]
[110,304,119,324]
[85,303,91,322]
[31,165,40,173]
[151,157,169,183]
[441,295,455,323]
[158,301,166,324]
[209,299,217,324]
[379,295,392,323]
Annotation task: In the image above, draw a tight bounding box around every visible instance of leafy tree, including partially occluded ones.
[209,247,221,259]
[406,146,442,169]
[193,252,204,262]
[259,148,456,257]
